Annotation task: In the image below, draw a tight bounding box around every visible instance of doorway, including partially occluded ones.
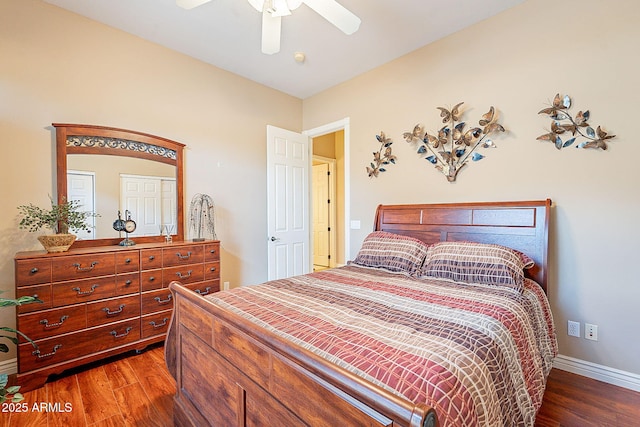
[310,129,345,268]
[265,119,350,281]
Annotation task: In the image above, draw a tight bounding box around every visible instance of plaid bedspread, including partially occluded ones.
[207,265,557,426]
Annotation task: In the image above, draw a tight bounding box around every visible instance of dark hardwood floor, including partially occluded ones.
[3,346,639,426]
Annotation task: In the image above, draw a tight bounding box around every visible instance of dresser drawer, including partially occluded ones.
[162,245,204,267]
[205,261,220,280]
[52,253,116,282]
[87,294,141,327]
[18,304,86,341]
[141,288,174,315]
[18,318,141,372]
[141,249,163,270]
[141,310,172,338]
[116,251,140,273]
[52,276,116,307]
[183,280,220,296]
[163,264,204,286]
[116,272,140,295]
[205,242,220,262]
[15,259,52,286]
[141,269,163,292]
[16,284,52,313]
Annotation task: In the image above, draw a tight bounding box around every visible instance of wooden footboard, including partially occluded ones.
[165,282,438,427]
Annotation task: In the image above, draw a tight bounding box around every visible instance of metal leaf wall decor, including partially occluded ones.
[366,131,396,178]
[403,103,505,182]
[537,94,615,150]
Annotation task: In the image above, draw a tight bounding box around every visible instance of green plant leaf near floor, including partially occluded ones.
[0,293,41,403]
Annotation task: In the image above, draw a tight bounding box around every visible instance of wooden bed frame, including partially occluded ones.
[165,199,551,427]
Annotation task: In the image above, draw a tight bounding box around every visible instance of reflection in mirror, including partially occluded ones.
[67,155,177,240]
[54,123,185,248]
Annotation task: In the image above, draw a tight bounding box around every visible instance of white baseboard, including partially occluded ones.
[0,358,17,376]
[554,354,640,393]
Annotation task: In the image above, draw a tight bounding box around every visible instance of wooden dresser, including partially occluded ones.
[14,240,220,391]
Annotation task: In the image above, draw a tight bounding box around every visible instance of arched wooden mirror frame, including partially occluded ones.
[54,123,185,248]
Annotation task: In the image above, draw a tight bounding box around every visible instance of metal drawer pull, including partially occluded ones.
[72,284,99,296]
[33,344,62,359]
[154,295,172,305]
[103,304,125,316]
[150,318,169,329]
[210,249,216,254]
[209,267,216,272]
[195,287,211,296]
[124,258,132,264]
[148,276,155,282]
[125,280,132,285]
[149,255,155,261]
[176,270,192,279]
[30,267,39,274]
[176,251,192,260]
[72,261,98,272]
[110,327,133,338]
[40,315,69,329]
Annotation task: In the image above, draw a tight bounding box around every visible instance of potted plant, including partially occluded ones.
[1,294,40,403]
[17,197,98,252]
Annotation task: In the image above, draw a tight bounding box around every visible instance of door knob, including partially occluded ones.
[270,236,280,242]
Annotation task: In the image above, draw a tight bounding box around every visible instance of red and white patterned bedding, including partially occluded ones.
[206,265,557,426]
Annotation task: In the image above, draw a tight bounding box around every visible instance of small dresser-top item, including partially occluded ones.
[14,240,220,391]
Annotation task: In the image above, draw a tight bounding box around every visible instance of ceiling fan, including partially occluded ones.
[176,0,361,55]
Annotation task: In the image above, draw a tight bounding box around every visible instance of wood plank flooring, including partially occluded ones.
[3,345,639,426]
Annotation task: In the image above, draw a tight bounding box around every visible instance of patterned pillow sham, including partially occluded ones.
[351,231,430,276]
[420,241,528,292]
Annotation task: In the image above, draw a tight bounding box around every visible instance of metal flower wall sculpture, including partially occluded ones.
[403,103,505,182]
[537,93,615,150]
[366,131,396,178]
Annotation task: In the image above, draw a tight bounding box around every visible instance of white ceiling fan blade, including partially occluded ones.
[302,0,361,35]
[176,0,213,10]
[262,11,281,55]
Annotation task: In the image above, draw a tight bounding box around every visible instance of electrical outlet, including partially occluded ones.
[223,281,230,291]
[585,323,598,341]
[568,320,580,337]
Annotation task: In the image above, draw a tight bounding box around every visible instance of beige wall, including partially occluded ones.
[0,0,301,361]
[303,0,640,375]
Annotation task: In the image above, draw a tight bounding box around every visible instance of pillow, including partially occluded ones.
[420,241,528,292]
[351,231,430,276]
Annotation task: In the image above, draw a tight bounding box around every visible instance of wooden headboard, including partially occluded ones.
[374,199,552,292]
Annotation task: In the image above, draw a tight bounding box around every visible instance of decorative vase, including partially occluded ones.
[37,234,76,253]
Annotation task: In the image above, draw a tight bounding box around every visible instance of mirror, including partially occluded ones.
[54,123,185,248]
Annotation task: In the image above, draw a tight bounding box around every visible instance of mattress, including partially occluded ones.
[207,265,557,426]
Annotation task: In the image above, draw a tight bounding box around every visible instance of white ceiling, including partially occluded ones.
[43,0,524,99]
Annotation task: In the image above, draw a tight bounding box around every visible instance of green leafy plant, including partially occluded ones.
[1,294,41,403]
[17,197,98,235]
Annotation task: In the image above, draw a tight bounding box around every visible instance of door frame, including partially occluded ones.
[304,118,351,265]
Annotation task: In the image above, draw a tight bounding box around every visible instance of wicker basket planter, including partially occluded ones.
[37,234,76,253]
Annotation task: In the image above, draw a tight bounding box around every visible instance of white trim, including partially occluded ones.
[554,354,640,392]
[304,118,351,260]
[0,358,17,375]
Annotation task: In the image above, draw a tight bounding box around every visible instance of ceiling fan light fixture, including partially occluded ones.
[268,0,292,17]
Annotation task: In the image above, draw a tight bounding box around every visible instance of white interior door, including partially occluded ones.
[120,175,162,236]
[161,178,177,232]
[267,125,310,280]
[313,163,330,267]
[67,170,96,240]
